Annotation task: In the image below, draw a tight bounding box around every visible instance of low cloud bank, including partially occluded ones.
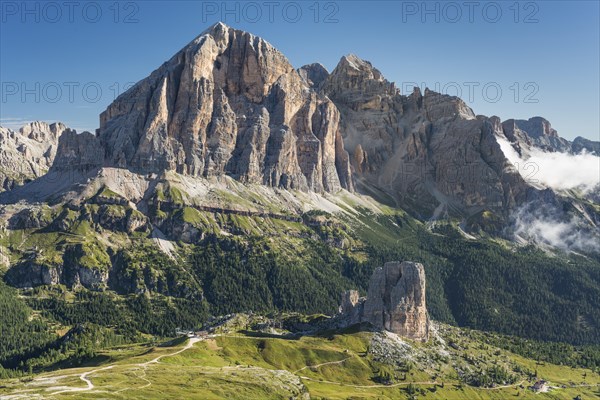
[497,137,600,194]
[511,204,600,254]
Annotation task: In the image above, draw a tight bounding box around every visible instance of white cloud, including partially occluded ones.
[513,207,600,252]
[497,136,600,194]
[526,149,600,193]
[512,204,600,253]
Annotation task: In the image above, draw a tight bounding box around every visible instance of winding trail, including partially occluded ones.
[49,366,114,395]
[479,380,527,390]
[138,337,200,367]
[293,357,352,374]
[4,338,201,398]
[3,335,599,397]
[115,337,201,395]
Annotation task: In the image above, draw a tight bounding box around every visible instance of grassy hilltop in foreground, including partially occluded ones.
[1,316,599,400]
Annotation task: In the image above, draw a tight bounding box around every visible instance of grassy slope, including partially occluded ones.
[0,324,598,399]
[1,186,600,385]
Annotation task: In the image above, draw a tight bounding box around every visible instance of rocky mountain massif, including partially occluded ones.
[316,56,598,217]
[0,23,599,358]
[2,23,598,217]
[95,22,352,193]
[339,261,429,341]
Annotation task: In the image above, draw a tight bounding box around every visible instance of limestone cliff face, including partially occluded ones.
[97,22,352,193]
[0,122,68,191]
[338,261,430,342]
[4,25,592,221]
[362,262,429,341]
[50,130,103,172]
[4,255,109,291]
[322,55,533,216]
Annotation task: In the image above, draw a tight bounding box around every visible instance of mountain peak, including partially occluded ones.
[18,121,67,140]
[206,21,229,32]
[95,24,353,193]
[298,63,329,89]
[340,53,366,66]
[200,21,234,43]
[0,121,71,191]
[336,54,382,79]
[324,54,397,103]
[501,117,571,152]
[514,117,558,138]
[572,136,600,155]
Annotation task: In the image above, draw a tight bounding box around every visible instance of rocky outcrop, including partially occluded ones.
[96,22,353,193]
[5,243,111,291]
[92,205,149,233]
[339,289,362,326]
[0,122,68,191]
[363,261,429,341]
[7,207,52,230]
[338,261,430,341]
[4,261,62,287]
[6,261,109,291]
[66,266,109,291]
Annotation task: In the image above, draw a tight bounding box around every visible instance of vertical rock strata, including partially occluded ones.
[339,261,430,342]
[97,22,353,193]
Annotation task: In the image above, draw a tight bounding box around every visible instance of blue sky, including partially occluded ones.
[1,0,598,141]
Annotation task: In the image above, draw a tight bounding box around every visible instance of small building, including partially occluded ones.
[531,380,548,392]
[175,328,195,337]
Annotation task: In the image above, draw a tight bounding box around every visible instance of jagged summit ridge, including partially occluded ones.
[96,22,353,193]
[320,52,598,216]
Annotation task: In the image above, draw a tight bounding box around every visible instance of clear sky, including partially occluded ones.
[1,0,598,141]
